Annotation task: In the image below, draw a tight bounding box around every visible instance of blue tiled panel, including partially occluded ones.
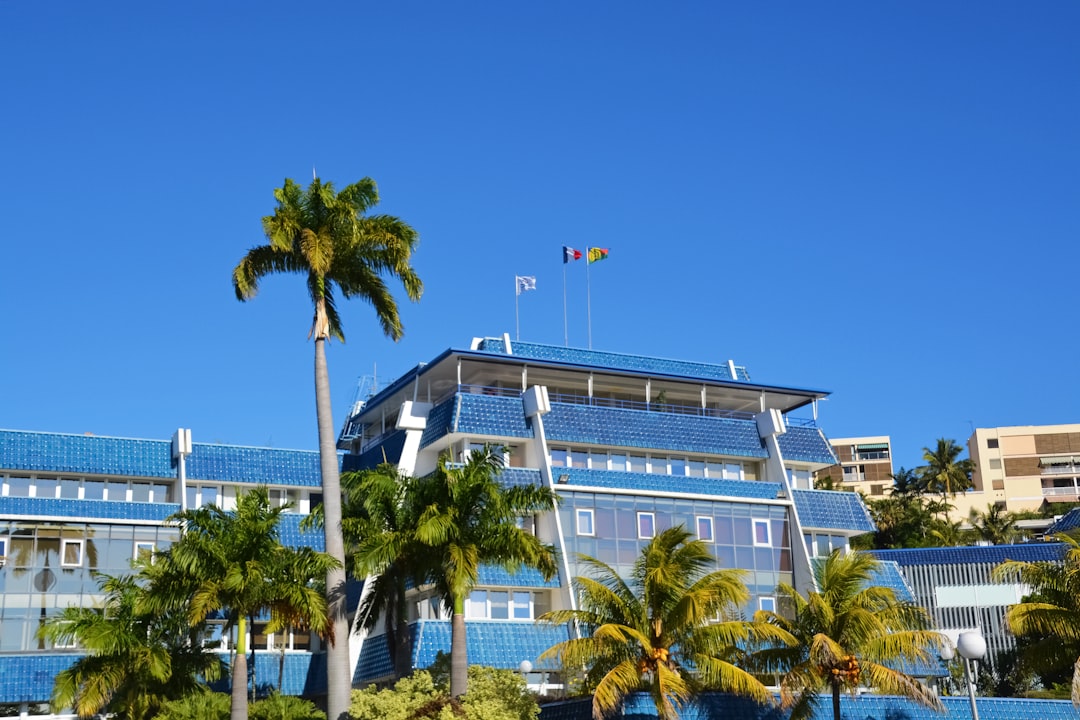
[186,444,324,486]
[872,542,1065,567]
[1047,508,1080,535]
[276,514,325,552]
[0,429,172,478]
[420,395,457,449]
[870,560,916,602]
[411,620,570,670]
[539,692,1080,720]
[477,564,560,588]
[476,339,750,382]
[343,430,407,472]
[777,427,837,465]
[544,404,767,458]
[791,489,874,533]
[498,468,543,487]
[0,496,179,521]
[0,653,82,703]
[556,468,781,500]
[213,651,326,697]
[455,394,533,439]
[355,635,395,684]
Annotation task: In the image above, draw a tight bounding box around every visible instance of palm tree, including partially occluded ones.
[994,534,1080,704]
[232,176,422,720]
[539,527,789,720]
[928,517,971,547]
[753,550,944,720]
[889,467,925,497]
[970,504,1024,545]
[144,487,338,720]
[920,438,974,498]
[413,445,559,697]
[39,571,224,720]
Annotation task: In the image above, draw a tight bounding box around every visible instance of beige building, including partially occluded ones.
[815,436,894,496]
[953,424,1080,518]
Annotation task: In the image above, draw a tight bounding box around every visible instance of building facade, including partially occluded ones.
[338,334,877,685]
[952,424,1080,518]
[0,429,329,710]
[813,435,894,496]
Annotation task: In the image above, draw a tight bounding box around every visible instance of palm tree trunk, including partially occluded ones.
[232,616,249,720]
[450,592,468,698]
[250,614,257,704]
[315,335,351,720]
[832,679,841,720]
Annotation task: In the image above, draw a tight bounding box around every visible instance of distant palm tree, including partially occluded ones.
[889,467,924,497]
[233,176,421,720]
[144,487,338,720]
[970,504,1024,545]
[995,534,1080,704]
[920,438,974,498]
[753,550,944,720]
[540,527,790,720]
[928,517,971,547]
[39,572,223,720]
[414,446,559,697]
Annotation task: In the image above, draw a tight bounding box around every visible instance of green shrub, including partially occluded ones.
[250,692,327,720]
[349,667,537,720]
[153,691,230,720]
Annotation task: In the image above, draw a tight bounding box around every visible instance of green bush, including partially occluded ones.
[250,692,327,720]
[153,691,230,720]
[349,667,537,720]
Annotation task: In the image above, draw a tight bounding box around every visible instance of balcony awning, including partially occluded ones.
[1040,456,1080,466]
[857,443,889,450]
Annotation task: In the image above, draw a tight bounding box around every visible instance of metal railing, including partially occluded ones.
[1042,486,1080,497]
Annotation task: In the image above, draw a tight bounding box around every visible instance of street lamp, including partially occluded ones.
[956,631,986,720]
[519,659,533,682]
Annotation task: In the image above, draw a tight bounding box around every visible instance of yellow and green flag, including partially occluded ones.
[587,247,609,263]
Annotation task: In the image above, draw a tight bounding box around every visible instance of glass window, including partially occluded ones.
[816,534,830,557]
[628,455,647,473]
[6,477,31,497]
[130,483,151,503]
[589,452,608,470]
[512,591,532,619]
[201,486,219,507]
[0,537,6,559]
[637,512,655,539]
[609,454,627,472]
[134,542,155,562]
[35,478,59,498]
[576,509,595,536]
[649,457,667,474]
[467,590,487,619]
[724,463,742,480]
[61,539,83,567]
[669,458,687,476]
[83,480,105,500]
[688,461,705,478]
[185,486,198,509]
[753,519,771,547]
[696,516,713,542]
[759,596,776,613]
[152,483,171,503]
[570,451,587,469]
[987,438,999,449]
[105,481,128,501]
[489,591,509,620]
[59,479,81,499]
[550,449,568,467]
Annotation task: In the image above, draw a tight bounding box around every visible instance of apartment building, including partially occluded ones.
[813,436,894,496]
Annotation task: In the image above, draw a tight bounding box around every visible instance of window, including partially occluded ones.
[589,452,608,470]
[576,509,595,536]
[723,463,742,481]
[696,516,714,542]
[489,591,509,619]
[105,481,128,501]
[870,484,884,496]
[688,461,706,478]
[512,591,532,619]
[134,542,155,562]
[83,480,105,500]
[752,519,771,547]
[61,539,84,567]
[130,483,151,503]
[6,476,31,497]
[649,457,667,474]
[669,458,687,476]
[151,483,171,503]
[609,454,627,472]
[467,590,488,618]
[987,438,999,449]
[59,479,81,499]
[637,512,655,539]
[0,537,7,563]
[35,478,58,498]
[989,459,1002,470]
[466,590,535,620]
[628,455,646,473]
[550,449,568,467]
[759,596,776,613]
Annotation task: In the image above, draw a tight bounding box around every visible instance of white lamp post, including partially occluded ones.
[956,631,987,720]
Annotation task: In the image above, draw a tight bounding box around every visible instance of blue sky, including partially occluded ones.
[2,2,1077,471]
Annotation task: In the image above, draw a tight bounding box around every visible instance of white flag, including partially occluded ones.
[516,275,537,295]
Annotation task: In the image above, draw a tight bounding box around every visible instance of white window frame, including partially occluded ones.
[576,509,595,536]
[61,539,84,567]
[696,516,714,542]
[637,512,656,539]
[510,591,534,620]
[752,519,772,547]
[134,541,155,562]
[759,596,776,613]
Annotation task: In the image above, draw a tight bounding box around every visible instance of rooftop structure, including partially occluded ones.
[812,435,894,496]
[339,334,877,686]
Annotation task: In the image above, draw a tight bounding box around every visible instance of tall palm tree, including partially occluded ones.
[413,445,559,698]
[920,438,974,498]
[39,571,224,720]
[994,534,1080,704]
[144,487,338,720]
[753,550,944,720]
[970,504,1023,545]
[233,176,422,720]
[539,527,789,720]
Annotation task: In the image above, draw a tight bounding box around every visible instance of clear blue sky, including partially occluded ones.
[2,2,1077,471]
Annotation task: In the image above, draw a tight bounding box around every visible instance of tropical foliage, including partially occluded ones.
[995,534,1080,704]
[143,487,338,720]
[920,438,974,498]
[233,175,422,720]
[752,550,943,720]
[155,691,326,720]
[39,571,223,720]
[969,503,1026,545]
[348,667,537,720]
[540,526,789,720]
[411,446,559,697]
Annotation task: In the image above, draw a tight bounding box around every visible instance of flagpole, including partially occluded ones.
[515,277,520,341]
[562,263,568,347]
[586,251,592,350]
